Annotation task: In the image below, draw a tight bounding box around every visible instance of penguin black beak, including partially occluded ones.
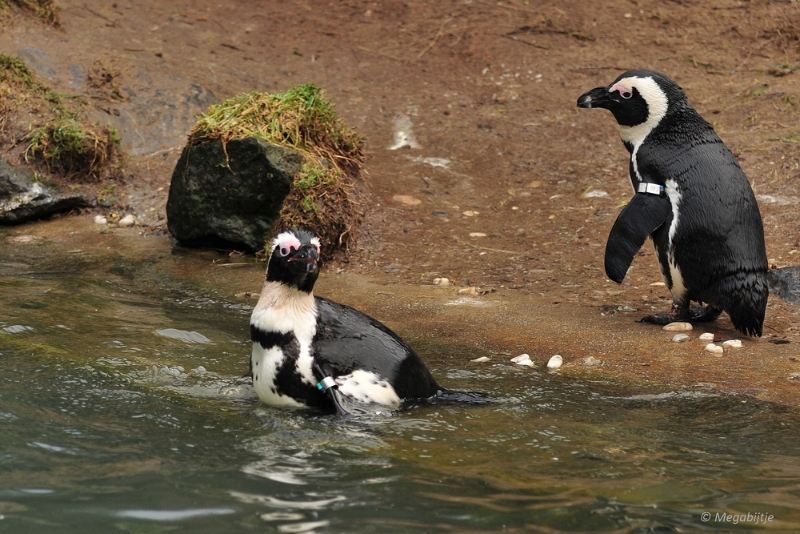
[288,244,321,273]
[577,86,611,109]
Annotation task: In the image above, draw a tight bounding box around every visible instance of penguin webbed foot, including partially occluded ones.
[689,304,723,323]
[639,303,722,326]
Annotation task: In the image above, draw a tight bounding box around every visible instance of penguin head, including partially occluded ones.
[577,70,687,145]
[266,229,322,293]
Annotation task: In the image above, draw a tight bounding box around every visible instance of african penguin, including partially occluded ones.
[249,229,480,413]
[577,69,768,336]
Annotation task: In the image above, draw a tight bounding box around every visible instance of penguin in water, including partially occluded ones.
[577,70,768,336]
[249,229,483,414]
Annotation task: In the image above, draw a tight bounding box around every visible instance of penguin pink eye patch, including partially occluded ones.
[277,237,302,256]
[610,84,633,99]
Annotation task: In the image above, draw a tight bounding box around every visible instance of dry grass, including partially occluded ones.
[0,0,59,26]
[0,53,123,181]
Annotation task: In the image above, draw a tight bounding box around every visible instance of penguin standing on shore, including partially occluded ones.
[577,70,768,336]
[249,229,481,413]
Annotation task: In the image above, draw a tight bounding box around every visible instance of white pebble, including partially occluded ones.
[470,356,490,363]
[581,356,601,367]
[118,214,136,227]
[722,339,743,349]
[511,354,534,367]
[94,215,108,225]
[672,333,690,343]
[547,354,563,369]
[704,343,724,355]
[433,277,450,286]
[663,322,693,332]
[698,332,715,341]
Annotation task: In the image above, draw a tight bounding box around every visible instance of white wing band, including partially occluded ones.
[637,183,665,196]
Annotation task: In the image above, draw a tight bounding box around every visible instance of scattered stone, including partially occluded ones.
[9,235,35,243]
[672,333,690,343]
[470,356,491,363]
[469,232,486,237]
[704,343,724,355]
[789,372,800,380]
[458,287,480,296]
[392,194,421,206]
[580,356,601,367]
[389,115,421,150]
[547,354,563,369]
[433,277,450,286]
[698,332,715,341]
[462,210,478,217]
[3,325,33,334]
[94,215,108,225]
[722,339,743,349]
[663,322,693,332]
[511,354,534,367]
[582,189,608,199]
[650,282,666,287]
[118,214,136,227]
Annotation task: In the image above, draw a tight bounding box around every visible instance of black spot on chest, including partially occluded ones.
[251,326,295,349]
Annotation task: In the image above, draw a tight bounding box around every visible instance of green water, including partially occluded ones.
[1,226,800,533]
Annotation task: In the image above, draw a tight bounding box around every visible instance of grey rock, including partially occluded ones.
[0,158,91,224]
[16,47,56,79]
[768,267,800,306]
[166,137,303,250]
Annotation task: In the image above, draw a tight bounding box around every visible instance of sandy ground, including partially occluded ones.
[1,0,799,404]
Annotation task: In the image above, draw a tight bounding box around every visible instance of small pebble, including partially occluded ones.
[547,354,563,369]
[469,232,486,237]
[118,214,136,227]
[470,356,491,363]
[94,215,108,225]
[458,287,479,296]
[704,343,724,355]
[462,210,478,217]
[581,356,601,367]
[392,194,421,206]
[698,332,715,341]
[672,333,690,343]
[722,339,743,349]
[511,354,534,367]
[433,277,450,286]
[663,322,693,332]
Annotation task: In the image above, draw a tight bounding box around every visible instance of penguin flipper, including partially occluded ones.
[605,193,671,283]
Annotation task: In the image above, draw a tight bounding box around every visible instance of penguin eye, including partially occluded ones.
[620,90,632,99]
[279,246,291,256]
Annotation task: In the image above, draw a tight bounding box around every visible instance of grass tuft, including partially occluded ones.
[189,84,364,257]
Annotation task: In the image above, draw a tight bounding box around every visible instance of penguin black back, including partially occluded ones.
[578,70,768,336]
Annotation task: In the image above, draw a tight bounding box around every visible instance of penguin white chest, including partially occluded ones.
[664,179,686,299]
[251,345,303,407]
[249,283,318,406]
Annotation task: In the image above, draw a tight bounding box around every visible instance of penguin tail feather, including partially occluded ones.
[714,270,768,337]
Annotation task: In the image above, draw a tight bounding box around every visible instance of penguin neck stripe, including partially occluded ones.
[616,77,668,146]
